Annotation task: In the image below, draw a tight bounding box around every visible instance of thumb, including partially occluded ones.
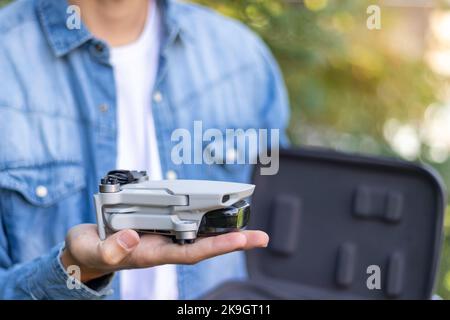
[98,229,140,267]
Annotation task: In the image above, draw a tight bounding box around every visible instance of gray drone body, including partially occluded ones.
[94,170,254,244]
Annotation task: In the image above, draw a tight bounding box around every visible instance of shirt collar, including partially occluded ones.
[36,0,189,58]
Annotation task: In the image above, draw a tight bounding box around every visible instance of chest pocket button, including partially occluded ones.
[35,185,48,198]
[153,91,163,103]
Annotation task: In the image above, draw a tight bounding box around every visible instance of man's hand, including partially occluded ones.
[61,224,269,283]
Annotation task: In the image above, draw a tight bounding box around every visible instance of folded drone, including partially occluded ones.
[94,170,254,244]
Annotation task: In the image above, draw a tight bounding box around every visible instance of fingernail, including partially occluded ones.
[118,231,138,249]
[263,236,270,247]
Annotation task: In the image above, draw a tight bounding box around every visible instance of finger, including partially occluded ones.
[97,229,140,266]
[136,231,249,266]
[239,230,269,249]
[66,224,102,265]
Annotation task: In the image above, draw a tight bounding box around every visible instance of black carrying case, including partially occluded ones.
[202,147,446,299]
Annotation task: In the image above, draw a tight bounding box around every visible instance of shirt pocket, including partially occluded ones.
[0,163,86,207]
[169,68,262,182]
[0,162,88,262]
[171,65,261,131]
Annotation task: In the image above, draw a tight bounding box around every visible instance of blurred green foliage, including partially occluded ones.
[1,0,449,299]
[196,0,439,143]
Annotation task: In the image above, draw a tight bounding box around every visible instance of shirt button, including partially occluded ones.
[99,104,108,112]
[35,185,48,198]
[166,170,177,180]
[94,43,105,53]
[226,147,238,163]
[153,91,163,103]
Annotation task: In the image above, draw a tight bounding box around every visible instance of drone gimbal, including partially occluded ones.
[94,170,254,244]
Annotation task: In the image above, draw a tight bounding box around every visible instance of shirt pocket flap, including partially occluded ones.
[0,163,86,207]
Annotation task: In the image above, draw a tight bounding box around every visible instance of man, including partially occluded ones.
[0,0,289,299]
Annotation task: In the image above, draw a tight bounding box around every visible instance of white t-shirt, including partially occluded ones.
[110,1,178,300]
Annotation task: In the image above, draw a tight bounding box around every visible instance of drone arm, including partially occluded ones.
[95,189,188,240]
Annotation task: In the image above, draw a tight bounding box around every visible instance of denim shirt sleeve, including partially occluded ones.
[0,241,114,300]
[0,198,113,300]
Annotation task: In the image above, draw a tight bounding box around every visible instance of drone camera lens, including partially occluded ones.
[198,200,250,236]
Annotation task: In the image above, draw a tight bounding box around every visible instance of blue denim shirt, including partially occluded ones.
[0,0,289,299]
